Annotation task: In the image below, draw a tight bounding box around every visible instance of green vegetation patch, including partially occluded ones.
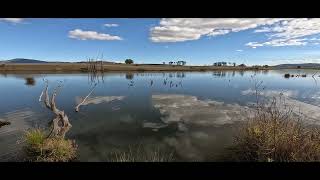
[24,129,77,162]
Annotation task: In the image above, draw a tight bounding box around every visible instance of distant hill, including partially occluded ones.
[2,58,48,63]
[274,63,320,69]
[1,58,117,64]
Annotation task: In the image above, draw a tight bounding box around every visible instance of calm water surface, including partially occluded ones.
[1,70,320,161]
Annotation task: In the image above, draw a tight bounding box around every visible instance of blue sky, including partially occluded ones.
[1,18,320,65]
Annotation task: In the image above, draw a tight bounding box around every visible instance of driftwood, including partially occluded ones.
[39,80,71,138]
[75,83,97,112]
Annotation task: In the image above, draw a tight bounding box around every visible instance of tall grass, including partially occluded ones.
[24,129,77,162]
[230,83,320,162]
[107,144,175,162]
[25,129,46,149]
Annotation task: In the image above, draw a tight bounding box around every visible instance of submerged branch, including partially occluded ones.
[43,80,51,109]
[75,83,98,112]
[39,91,44,102]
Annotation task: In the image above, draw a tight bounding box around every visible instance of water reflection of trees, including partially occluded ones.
[212,71,226,77]
[123,72,185,88]
[212,71,237,78]
[125,73,134,80]
[0,73,7,78]
[135,72,186,79]
[212,70,269,78]
[168,72,186,78]
[176,72,185,78]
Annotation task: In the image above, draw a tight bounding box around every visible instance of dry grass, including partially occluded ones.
[0,63,268,72]
[24,129,77,162]
[230,97,320,162]
[107,144,175,162]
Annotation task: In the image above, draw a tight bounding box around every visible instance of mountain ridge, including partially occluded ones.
[1,58,48,63]
[273,63,320,68]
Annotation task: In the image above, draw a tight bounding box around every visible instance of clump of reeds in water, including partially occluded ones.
[25,77,36,86]
[87,58,104,85]
[230,95,320,162]
[23,129,77,162]
[107,144,176,162]
[0,121,10,128]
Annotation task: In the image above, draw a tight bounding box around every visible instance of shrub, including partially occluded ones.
[230,97,320,162]
[24,129,77,162]
[284,74,290,78]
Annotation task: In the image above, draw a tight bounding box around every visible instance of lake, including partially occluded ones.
[1,69,320,161]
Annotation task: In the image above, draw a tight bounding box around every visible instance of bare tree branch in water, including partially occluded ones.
[39,89,44,102]
[312,72,318,86]
[39,80,72,138]
[75,83,98,112]
[312,71,318,78]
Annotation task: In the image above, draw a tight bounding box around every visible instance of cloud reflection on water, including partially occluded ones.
[241,88,320,125]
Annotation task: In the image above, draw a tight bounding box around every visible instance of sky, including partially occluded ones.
[1,18,320,65]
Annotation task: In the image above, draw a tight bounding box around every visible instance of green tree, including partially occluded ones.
[125,59,134,64]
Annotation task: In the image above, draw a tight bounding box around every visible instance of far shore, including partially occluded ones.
[0,63,318,72]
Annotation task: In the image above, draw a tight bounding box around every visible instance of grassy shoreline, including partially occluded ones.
[0,63,272,72]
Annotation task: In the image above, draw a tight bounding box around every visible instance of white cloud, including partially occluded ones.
[246,42,264,47]
[104,23,119,27]
[208,29,230,36]
[246,38,308,48]
[236,49,243,52]
[0,18,24,23]
[150,18,320,48]
[268,19,320,39]
[68,29,122,41]
[250,18,320,48]
[150,18,289,42]
[254,27,273,33]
